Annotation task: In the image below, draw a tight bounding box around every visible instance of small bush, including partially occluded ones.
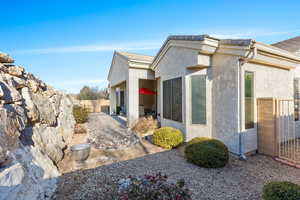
[73,105,89,124]
[152,127,183,149]
[132,116,158,137]
[184,137,229,168]
[263,181,300,200]
[117,173,191,200]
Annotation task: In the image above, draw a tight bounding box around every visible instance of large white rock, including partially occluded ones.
[0,74,22,104]
[57,94,75,144]
[0,146,60,200]
[21,87,40,123]
[22,125,66,164]
[0,107,25,163]
[7,66,24,77]
[0,52,14,63]
[0,53,76,199]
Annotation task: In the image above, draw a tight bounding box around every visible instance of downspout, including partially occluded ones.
[238,42,257,160]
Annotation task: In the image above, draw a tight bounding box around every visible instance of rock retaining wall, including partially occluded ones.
[0,52,76,200]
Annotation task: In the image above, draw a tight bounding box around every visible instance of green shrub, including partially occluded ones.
[184,137,229,168]
[263,181,300,200]
[152,127,184,149]
[73,105,89,124]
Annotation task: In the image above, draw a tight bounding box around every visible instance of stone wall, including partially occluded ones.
[0,52,76,200]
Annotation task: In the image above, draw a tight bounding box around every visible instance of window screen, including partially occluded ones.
[191,75,206,124]
[245,71,254,129]
[163,77,182,122]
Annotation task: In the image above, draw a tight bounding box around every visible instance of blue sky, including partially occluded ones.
[1,0,300,93]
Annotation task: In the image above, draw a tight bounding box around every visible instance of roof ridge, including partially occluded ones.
[117,51,154,58]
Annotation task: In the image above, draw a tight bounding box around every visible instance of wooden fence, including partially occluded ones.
[257,98,300,164]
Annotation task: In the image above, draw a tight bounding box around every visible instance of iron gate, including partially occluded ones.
[277,99,300,164]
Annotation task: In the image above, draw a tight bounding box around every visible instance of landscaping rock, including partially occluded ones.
[0,146,60,200]
[0,52,76,200]
[0,52,14,63]
[7,66,24,77]
[21,87,40,123]
[87,113,139,150]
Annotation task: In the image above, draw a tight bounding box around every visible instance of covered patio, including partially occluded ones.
[108,51,156,127]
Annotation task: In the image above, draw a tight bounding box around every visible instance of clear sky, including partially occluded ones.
[1,0,300,93]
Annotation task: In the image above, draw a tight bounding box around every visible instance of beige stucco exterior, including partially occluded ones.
[108,35,300,155]
[108,51,154,127]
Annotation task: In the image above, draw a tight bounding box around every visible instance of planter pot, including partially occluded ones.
[70,143,91,165]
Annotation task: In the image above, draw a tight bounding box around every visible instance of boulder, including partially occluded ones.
[22,125,66,163]
[7,66,24,77]
[0,52,76,200]
[0,107,25,163]
[0,52,14,63]
[27,79,39,93]
[31,92,57,126]
[57,94,75,143]
[0,146,59,200]
[0,84,3,98]
[11,76,27,89]
[21,87,40,123]
[0,75,22,104]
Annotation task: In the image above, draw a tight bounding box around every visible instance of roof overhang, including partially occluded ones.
[218,40,300,70]
[151,35,219,70]
[107,51,153,81]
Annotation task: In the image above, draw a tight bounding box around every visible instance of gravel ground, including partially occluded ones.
[53,149,300,200]
[87,113,139,150]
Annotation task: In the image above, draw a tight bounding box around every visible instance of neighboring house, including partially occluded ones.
[107,35,300,158]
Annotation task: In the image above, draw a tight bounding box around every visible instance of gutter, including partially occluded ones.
[237,41,257,160]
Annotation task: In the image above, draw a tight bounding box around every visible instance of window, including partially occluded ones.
[245,71,254,129]
[191,75,206,124]
[294,79,300,121]
[163,77,182,122]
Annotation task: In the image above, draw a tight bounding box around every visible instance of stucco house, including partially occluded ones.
[107,35,300,159]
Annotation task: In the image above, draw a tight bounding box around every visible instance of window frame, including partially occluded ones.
[244,71,255,130]
[162,77,182,122]
[190,74,207,125]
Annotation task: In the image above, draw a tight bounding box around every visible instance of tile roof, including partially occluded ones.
[272,36,300,54]
[220,39,253,46]
[117,51,154,63]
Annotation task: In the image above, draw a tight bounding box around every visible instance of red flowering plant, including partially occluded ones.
[117,172,191,200]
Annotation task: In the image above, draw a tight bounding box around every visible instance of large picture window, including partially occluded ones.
[191,75,206,124]
[294,79,300,121]
[163,77,182,122]
[245,71,254,129]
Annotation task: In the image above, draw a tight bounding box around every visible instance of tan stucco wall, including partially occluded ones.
[109,41,300,155]
[126,68,155,127]
[241,62,294,153]
[211,54,240,153]
[155,46,212,140]
[108,54,129,87]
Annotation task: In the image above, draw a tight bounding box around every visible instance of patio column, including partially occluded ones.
[126,73,139,127]
[109,86,117,115]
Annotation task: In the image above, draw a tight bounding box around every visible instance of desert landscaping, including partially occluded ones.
[1,52,300,200]
[2,2,300,199]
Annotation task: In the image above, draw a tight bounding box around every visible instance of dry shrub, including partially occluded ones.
[132,116,158,137]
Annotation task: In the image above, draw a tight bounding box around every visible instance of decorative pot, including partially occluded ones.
[70,143,91,164]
